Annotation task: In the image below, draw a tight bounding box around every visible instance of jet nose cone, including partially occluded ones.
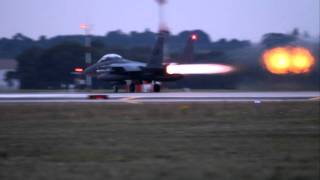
[84,64,97,75]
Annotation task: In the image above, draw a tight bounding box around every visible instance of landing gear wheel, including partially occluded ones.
[153,84,161,92]
[129,83,135,93]
[113,85,119,93]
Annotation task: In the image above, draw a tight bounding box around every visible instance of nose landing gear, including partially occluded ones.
[153,82,161,92]
[129,82,136,93]
[113,85,119,93]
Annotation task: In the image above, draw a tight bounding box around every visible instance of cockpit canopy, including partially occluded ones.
[97,54,123,63]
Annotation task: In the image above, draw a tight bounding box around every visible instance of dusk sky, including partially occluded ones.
[0,0,319,42]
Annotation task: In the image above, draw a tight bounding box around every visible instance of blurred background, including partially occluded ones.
[0,0,319,91]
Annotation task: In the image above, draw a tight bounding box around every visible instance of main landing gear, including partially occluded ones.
[129,82,136,93]
[112,81,126,93]
[112,80,161,93]
[128,80,161,93]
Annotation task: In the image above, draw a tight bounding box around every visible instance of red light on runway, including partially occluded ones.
[88,95,108,100]
[166,64,234,75]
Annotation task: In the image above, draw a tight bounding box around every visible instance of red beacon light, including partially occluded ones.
[74,67,84,73]
[191,34,198,41]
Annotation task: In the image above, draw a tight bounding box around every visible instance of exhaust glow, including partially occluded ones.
[262,47,315,74]
[166,64,234,75]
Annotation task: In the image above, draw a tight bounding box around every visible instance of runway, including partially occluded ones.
[0,91,319,103]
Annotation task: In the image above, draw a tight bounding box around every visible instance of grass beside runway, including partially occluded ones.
[0,102,319,180]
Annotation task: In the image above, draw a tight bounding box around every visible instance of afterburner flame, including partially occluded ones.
[262,47,315,74]
[290,48,315,74]
[166,64,234,75]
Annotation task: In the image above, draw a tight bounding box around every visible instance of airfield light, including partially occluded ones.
[166,64,234,75]
[80,23,88,30]
[262,47,315,75]
[79,23,92,88]
[74,67,84,73]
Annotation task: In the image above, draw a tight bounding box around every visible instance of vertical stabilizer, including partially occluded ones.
[147,31,168,68]
[179,33,197,63]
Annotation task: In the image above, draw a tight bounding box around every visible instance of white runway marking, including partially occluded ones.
[0,91,318,103]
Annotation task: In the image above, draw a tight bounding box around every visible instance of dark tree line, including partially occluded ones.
[0,30,251,59]
[5,28,319,90]
[16,43,86,89]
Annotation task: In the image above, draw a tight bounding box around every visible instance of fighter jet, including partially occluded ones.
[84,31,184,92]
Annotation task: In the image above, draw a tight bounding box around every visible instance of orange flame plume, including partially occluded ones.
[262,47,315,75]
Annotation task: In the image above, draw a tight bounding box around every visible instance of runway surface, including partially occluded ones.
[0,91,319,103]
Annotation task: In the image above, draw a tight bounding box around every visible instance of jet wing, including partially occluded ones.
[110,63,145,72]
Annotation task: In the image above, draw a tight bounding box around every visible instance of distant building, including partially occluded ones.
[0,59,19,90]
